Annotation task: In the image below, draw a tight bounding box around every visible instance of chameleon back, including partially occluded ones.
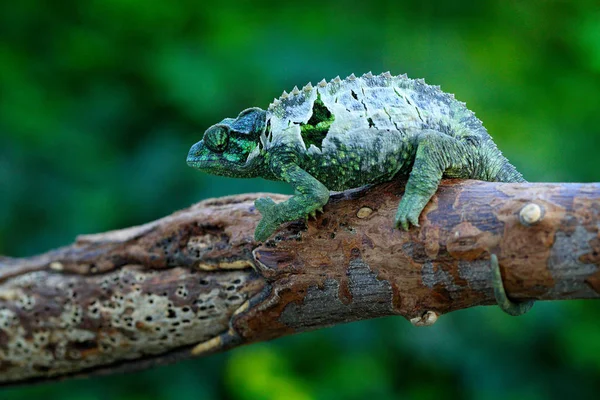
[263,72,492,190]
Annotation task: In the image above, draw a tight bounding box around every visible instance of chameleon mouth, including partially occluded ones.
[187,138,260,178]
[186,140,247,175]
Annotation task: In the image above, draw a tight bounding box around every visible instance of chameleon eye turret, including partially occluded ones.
[204,125,230,153]
[230,107,266,135]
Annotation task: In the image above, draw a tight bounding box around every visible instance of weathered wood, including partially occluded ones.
[1,180,599,386]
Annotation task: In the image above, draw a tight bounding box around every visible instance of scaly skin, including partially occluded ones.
[187,72,525,241]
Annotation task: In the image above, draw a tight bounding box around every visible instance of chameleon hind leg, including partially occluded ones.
[395,130,474,230]
[490,254,534,316]
[254,160,329,241]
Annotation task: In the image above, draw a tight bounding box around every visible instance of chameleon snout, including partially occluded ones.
[186,140,204,167]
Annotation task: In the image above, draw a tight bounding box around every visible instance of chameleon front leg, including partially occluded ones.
[254,161,329,241]
[395,130,474,230]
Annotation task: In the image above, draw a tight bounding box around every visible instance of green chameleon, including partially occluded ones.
[187,72,533,316]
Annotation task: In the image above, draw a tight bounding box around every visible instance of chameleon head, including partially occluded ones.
[187,107,267,178]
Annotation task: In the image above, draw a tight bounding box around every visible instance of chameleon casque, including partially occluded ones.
[187,72,533,317]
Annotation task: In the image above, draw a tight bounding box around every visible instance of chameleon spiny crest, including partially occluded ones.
[187,72,524,242]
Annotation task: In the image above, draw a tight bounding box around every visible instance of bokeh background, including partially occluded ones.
[2,0,600,399]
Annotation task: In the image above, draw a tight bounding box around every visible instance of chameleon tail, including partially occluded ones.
[494,158,526,183]
[479,143,526,183]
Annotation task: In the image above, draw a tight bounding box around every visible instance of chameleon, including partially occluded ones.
[187,72,533,316]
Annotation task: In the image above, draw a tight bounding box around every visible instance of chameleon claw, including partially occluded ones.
[395,213,415,231]
[490,254,534,316]
[409,216,420,228]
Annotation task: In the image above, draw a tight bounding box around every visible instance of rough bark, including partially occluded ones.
[1,180,599,386]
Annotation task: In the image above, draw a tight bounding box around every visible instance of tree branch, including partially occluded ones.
[1,180,599,386]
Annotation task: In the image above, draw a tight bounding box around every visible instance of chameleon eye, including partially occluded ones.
[204,125,230,153]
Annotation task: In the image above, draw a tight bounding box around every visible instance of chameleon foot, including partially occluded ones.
[395,193,424,230]
[490,254,534,316]
[254,197,280,241]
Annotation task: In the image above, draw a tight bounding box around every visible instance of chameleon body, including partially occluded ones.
[187,72,525,242]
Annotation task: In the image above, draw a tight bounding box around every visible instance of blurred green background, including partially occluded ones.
[1,0,600,399]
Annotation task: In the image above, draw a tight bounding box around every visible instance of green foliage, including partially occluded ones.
[1,0,600,398]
